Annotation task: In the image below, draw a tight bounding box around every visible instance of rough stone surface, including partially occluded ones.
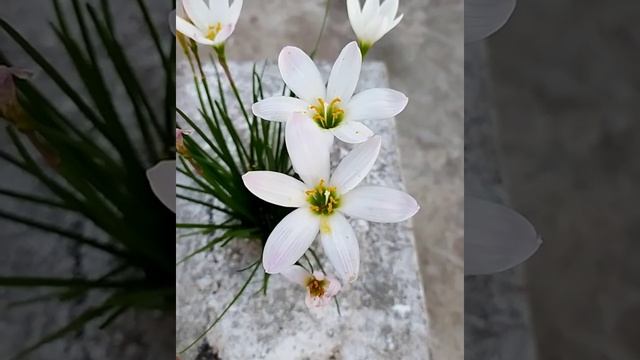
[176,60,430,359]
[463,42,536,360]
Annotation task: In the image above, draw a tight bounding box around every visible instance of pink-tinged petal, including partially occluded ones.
[281,264,311,286]
[346,88,408,122]
[251,96,308,122]
[146,160,176,213]
[242,171,307,208]
[327,41,362,103]
[182,0,213,30]
[262,208,320,274]
[176,16,215,45]
[330,135,381,193]
[278,46,325,103]
[465,197,541,275]
[285,113,331,187]
[228,0,243,24]
[340,186,419,223]
[320,213,360,283]
[331,120,374,144]
[324,275,342,297]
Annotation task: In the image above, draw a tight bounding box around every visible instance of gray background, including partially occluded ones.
[487,0,640,358]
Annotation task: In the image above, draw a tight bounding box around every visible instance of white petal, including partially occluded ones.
[379,0,399,21]
[320,213,360,282]
[331,120,374,144]
[346,0,364,33]
[169,10,177,35]
[340,186,419,223]
[327,42,362,103]
[465,0,517,43]
[182,0,213,29]
[346,88,408,122]
[278,46,326,103]
[251,96,308,122]
[242,171,307,207]
[281,264,311,286]
[362,0,380,20]
[176,16,215,45]
[227,0,243,24]
[465,197,541,275]
[285,113,331,187]
[146,160,176,213]
[330,135,381,193]
[263,208,320,274]
[212,23,236,45]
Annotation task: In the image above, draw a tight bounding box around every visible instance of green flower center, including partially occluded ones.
[205,23,222,41]
[309,98,344,129]
[306,277,329,297]
[306,180,340,216]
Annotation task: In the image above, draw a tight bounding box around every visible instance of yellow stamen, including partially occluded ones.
[205,23,222,41]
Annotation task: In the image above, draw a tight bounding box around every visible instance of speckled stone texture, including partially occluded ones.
[464,42,536,360]
[176,60,430,359]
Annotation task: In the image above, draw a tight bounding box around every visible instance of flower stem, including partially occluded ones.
[214,44,249,122]
[310,0,332,59]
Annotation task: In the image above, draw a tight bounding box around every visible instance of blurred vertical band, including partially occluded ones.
[0,0,176,359]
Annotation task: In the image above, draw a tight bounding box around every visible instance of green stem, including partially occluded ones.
[310,0,332,59]
[214,45,249,121]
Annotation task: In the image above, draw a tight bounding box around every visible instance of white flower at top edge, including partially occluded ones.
[281,265,341,309]
[242,113,420,282]
[175,0,243,46]
[347,0,404,50]
[251,41,408,145]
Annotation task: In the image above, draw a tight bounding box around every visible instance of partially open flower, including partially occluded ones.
[281,265,341,309]
[347,0,404,55]
[242,113,419,282]
[252,42,408,144]
[176,0,243,47]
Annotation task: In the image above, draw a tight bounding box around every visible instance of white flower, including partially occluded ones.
[147,160,176,213]
[242,113,419,282]
[176,0,243,46]
[252,42,408,144]
[281,265,341,309]
[347,0,404,49]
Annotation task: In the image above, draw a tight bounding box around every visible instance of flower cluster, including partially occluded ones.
[176,0,417,310]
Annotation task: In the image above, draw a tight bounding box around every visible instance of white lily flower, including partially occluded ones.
[252,42,408,144]
[347,0,404,52]
[281,265,341,309]
[242,113,419,282]
[176,0,243,46]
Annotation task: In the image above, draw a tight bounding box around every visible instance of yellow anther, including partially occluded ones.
[205,23,222,41]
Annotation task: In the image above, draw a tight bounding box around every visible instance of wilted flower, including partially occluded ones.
[176,0,243,47]
[281,265,341,309]
[0,65,33,129]
[243,114,419,282]
[252,42,408,145]
[347,0,403,55]
[176,128,194,156]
